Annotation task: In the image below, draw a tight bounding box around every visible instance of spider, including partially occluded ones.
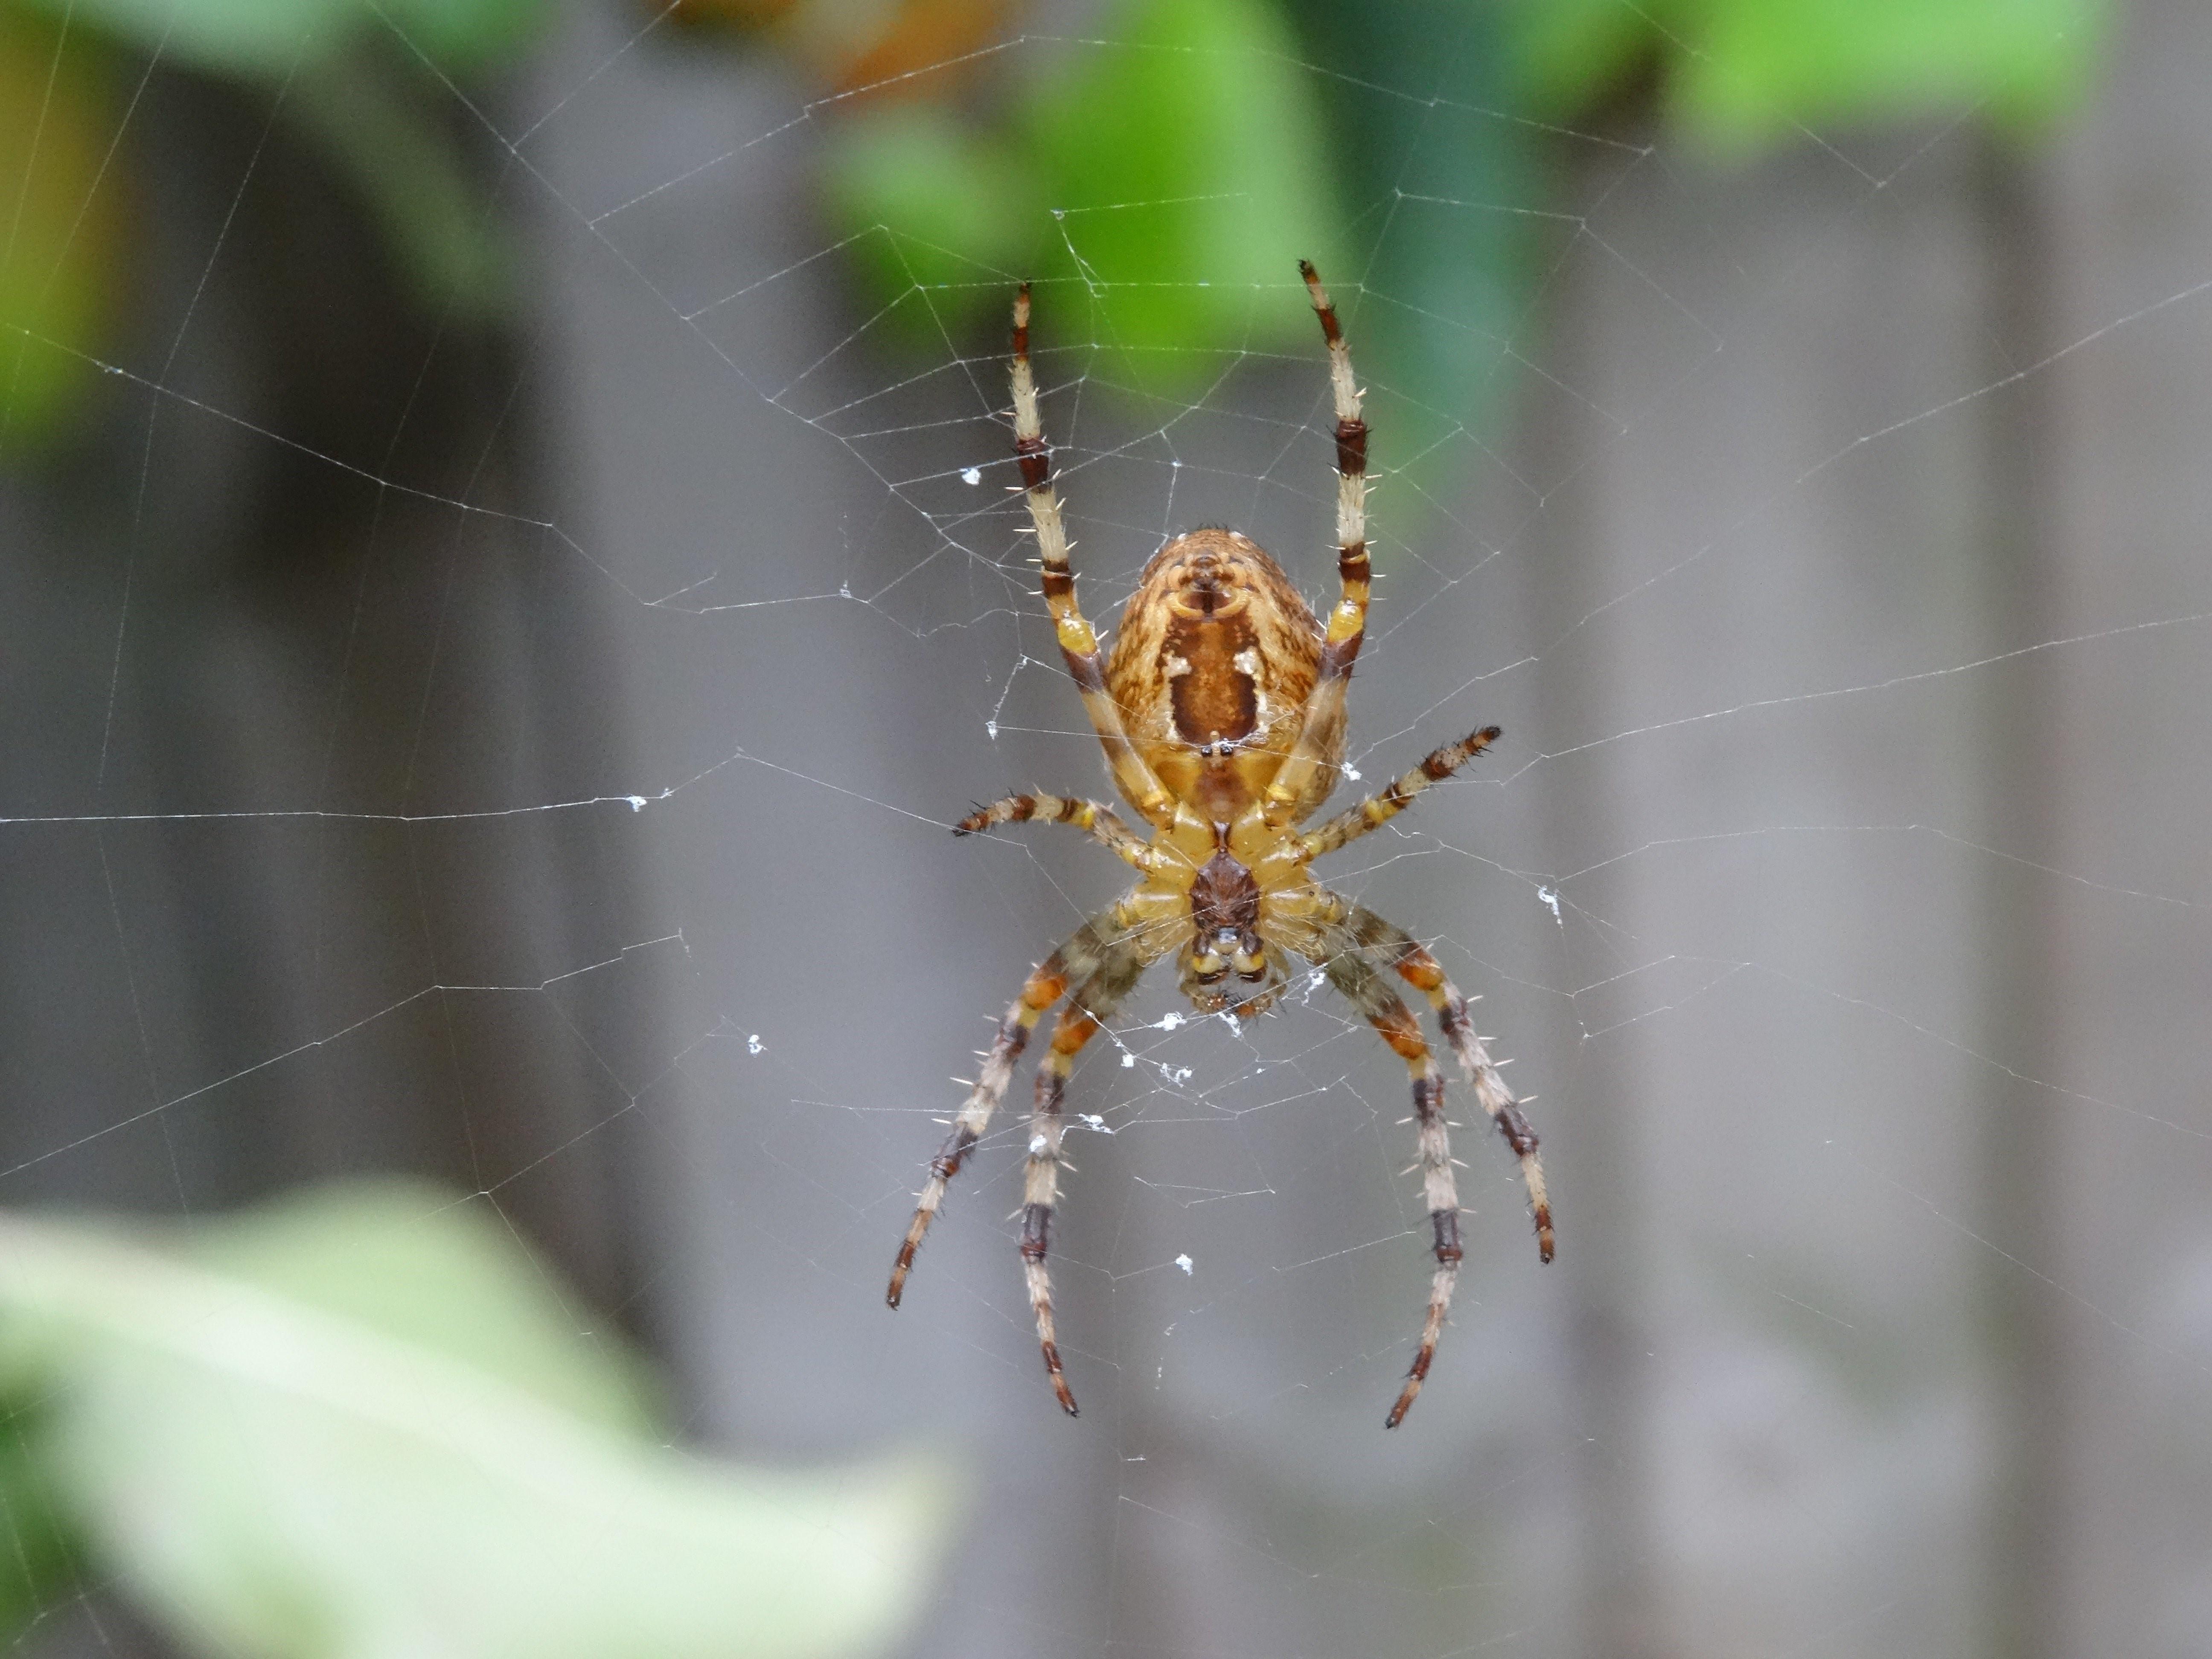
[886,265,1551,1429]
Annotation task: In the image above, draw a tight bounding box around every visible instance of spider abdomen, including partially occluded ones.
[1106,528,1330,822]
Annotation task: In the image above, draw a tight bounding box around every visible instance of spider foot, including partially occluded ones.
[1042,1342,1080,1417]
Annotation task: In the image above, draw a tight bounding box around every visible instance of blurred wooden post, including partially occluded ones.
[1969,130,2069,1659]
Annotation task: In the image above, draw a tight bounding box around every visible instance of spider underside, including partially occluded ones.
[887,266,1552,1429]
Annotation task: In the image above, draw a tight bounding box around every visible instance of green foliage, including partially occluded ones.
[828,0,2104,464]
[1281,0,1532,514]
[285,53,516,326]
[0,9,123,447]
[0,1394,79,1638]
[1512,0,2105,145]
[823,0,1343,393]
[0,1183,949,1659]
[8,0,545,75]
[0,0,547,445]
[821,101,1031,325]
[1020,0,1344,381]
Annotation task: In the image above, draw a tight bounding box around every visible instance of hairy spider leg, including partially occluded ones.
[1344,905,1553,1264]
[1300,726,1503,861]
[1260,261,1371,827]
[888,896,1144,1307]
[1010,287,1185,829]
[1316,937,1462,1428]
[955,792,1171,874]
[1020,942,1151,1415]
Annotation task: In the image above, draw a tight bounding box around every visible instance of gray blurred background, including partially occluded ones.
[3,0,2208,1655]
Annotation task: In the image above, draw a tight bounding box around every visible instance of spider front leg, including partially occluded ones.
[955,793,1171,873]
[1344,905,1552,1263]
[887,896,1144,1307]
[1301,726,1503,861]
[1010,287,1188,830]
[1019,942,1150,1415]
[1314,940,1463,1428]
[1261,261,1371,826]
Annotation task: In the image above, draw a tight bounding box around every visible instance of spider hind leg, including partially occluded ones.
[1022,943,1150,1415]
[888,903,1137,1308]
[1347,905,1553,1262]
[1318,942,1461,1428]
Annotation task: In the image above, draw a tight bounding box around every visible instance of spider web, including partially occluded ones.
[4,3,2211,1657]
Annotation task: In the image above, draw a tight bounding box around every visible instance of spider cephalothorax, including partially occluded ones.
[887,266,1551,1428]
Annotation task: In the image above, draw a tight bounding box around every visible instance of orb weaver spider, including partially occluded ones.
[887,265,1551,1428]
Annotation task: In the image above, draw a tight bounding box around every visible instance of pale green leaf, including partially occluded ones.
[0,1197,948,1659]
[180,1180,657,1433]
[9,0,550,76]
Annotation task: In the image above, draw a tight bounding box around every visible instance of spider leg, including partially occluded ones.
[1313,936,1461,1429]
[1343,905,1552,1263]
[1300,726,1502,860]
[1260,261,1371,827]
[1020,941,1150,1415]
[887,895,1148,1307]
[955,793,1171,874]
[1010,287,1184,828]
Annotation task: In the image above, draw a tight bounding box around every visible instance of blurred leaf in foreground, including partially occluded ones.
[0,1183,948,1659]
[0,9,125,448]
[0,1388,81,1638]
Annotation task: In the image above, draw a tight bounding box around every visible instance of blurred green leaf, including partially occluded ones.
[821,101,1033,329]
[7,0,549,76]
[1670,0,2102,144]
[1505,0,1651,119]
[1511,0,2104,144]
[288,54,515,323]
[1019,0,1344,386]
[10,0,347,76]
[822,0,1343,393]
[0,9,124,448]
[0,1186,949,1659]
[1284,0,1534,515]
[0,1394,83,1642]
[181,1180,658,1432]
[369,0,547,72]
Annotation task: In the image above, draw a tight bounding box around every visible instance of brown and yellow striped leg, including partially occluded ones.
[887,899,1138,1308]
[1020,944,1147,1416]
[955,793,1170,874]
[1316,940,1460,1428]
[1010,286,1180,827]
[1300,726,1502,861]
[1261,261,1372,826]
[1345,905,1553,1263]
